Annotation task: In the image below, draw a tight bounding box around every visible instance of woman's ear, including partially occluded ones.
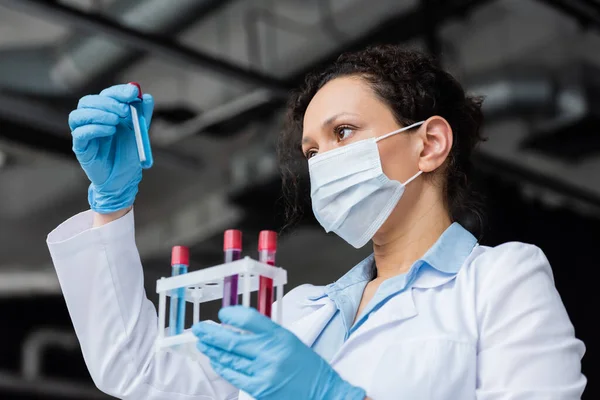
[417,116,453,173]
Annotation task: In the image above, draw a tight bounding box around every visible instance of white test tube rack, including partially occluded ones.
[155,256,288,354]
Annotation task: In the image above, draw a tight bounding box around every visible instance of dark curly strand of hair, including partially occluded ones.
[277,45,486,237]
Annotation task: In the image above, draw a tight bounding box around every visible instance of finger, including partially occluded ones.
[193,322,258,359]
[197,342,255,376]
[71,124,116,152]
[192,321,225,337]
[77,95,129,118]
[141,93,154,127]
[99,84,140,103]
[219,306,277,334]
[192,321,245,339]
[198,331,259,360]
[69,109,120,131]
[209,360,253,391]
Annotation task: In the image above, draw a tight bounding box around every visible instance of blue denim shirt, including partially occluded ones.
[311,222,478,361]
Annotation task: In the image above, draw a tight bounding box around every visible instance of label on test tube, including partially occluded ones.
[128,82,153,169]
[258,231,277,318]
[222,230,242,308]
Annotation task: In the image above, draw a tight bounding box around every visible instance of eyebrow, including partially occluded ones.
[322,112,359,129]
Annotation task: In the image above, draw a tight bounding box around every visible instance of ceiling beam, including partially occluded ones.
[184,0,497,145]
[286,0,497,86]
[0,0,291,96]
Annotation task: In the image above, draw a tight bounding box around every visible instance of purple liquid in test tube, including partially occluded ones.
[222,230,242,307]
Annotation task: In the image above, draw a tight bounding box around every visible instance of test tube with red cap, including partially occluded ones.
[128,82,153,169]
[170,246,189,336]
[222,230,242,308]
[258,230,277,317]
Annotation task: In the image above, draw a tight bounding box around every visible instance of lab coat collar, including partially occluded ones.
[288,297,336,347]
[298,285,329,305]
[327,254,375,292]
[412,264,461,289]
[306,222,477,300]
[411,222,478,288]
[420,222,478,274]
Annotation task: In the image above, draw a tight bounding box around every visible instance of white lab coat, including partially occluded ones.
[47,210,586,400]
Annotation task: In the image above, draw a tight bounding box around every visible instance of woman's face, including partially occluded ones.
[302,76,452,240]
[302,75,422,189]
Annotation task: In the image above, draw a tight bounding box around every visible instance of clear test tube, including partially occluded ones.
[258,231,277,317]
[169,246,189,336]
[127,82,153,169]
[222,230,242,308]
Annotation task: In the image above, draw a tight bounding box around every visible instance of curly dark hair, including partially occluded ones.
[277,44,486,237]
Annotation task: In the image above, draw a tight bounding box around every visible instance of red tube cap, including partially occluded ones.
[128,81,143,99]
[224,229,242,251]
[171,246,189,266]
[258,230,277,251]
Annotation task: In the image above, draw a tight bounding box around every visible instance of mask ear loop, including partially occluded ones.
[375,120,425,185]
[403,170,423,185]
[375,121,425,143]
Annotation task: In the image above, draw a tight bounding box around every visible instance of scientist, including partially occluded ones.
[47,45,586,400]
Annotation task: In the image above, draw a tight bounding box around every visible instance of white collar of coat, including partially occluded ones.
[299,222,478,306]
[298,262,468,307]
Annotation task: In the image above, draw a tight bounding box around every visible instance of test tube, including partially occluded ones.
[128,82,153,169]
[222,230,242,308]
[169,246,189,336]
[258,230,277,317]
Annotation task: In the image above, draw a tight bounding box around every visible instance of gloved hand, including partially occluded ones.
[192,306,367,400]
[68,84,154,214]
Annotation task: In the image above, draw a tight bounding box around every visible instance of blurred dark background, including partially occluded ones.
[0,0,598,398]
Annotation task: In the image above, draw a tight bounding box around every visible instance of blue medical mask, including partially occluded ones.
[308,121,425,248]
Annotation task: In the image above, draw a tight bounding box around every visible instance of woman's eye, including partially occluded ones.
[335,126,354,141]
[305,150,317,159]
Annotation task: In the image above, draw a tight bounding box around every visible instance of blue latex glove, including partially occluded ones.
[68,84,154,214]
[192,306,367,400]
